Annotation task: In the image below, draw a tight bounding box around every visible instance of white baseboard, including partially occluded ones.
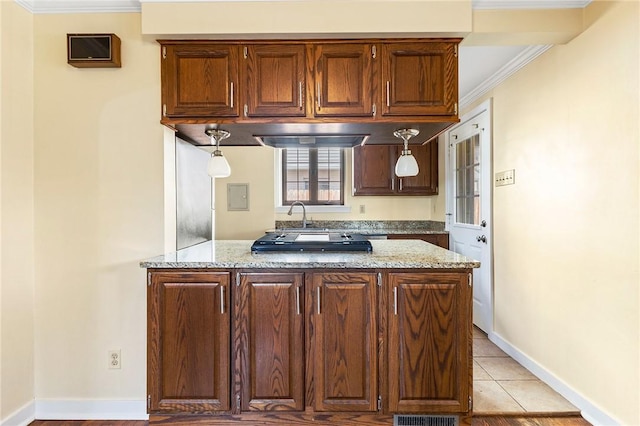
[489,331,620,426]
[35,399,148,420]
[1,400,35,426]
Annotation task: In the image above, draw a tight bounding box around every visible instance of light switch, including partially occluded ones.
[227,183,249,211]
[495,169,515,187]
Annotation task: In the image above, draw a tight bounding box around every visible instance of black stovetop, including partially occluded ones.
[251,231,372,253]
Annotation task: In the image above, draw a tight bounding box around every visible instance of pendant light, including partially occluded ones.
[205,129,231,178]
[393,128,420,177]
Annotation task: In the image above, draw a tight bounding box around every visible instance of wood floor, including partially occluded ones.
[30,414,592,426]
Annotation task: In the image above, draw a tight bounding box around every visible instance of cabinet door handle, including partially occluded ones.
[393,287,398,316]
[296,285,301,315]
[230,82,234,109]
[317,287,321,314]
[299,82,303,109]
[220,285,225,314]
[386,81,390,107]
[399,178,403,192]
[316,82,321,110]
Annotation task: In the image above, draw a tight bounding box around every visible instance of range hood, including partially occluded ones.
[172,122,455,148]
[255,134,370,148]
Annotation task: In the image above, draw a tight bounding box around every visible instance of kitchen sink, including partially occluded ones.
[251,231,372,253]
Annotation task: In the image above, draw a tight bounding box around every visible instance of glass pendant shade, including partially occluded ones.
[208,152,231,178]
[395,152,419,177]
[205,128,231,178]
[393,128,420,177]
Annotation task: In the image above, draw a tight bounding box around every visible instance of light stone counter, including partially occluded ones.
[140,239,480,269]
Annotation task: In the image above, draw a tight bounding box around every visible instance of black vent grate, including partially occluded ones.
[394,415,459,426]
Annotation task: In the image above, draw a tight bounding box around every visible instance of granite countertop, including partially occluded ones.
[140,239,480,269]
[271,220,448,235]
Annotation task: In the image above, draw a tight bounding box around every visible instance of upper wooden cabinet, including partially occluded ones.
[243,44,306,118]
[353,140,439,196]
[313,43,375,117]
[159,39,460,124]
[381,42,458,117]
[161,43,239,118]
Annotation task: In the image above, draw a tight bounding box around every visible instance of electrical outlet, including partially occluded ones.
[495,169,515,187]
[109,350,121,369]
[359,204,366,214]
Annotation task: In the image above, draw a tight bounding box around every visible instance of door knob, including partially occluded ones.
[476,235,487,243]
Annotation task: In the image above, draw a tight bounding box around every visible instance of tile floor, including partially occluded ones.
[473,326,580,414]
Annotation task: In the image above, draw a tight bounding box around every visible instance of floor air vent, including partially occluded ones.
[393,415,459,426]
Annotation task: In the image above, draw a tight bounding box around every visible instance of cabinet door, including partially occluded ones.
[162,43,239,117]
[396,141,438,195]
[352,145,394,195]
[244,44,306,117]
[312,272,378,412]
[387,272,471,413]
[381,42,458,116]
[148,271,231,413]
[353,142,438,196]
[314,44,375,117]
[236,272,305,411]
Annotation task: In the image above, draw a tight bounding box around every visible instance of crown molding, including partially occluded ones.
[15,0,141,14]
[16,0,592,14]
[473,0,592,10]
[459,44,552,109]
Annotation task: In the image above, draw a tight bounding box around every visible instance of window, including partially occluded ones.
[455,134,480,225]
[282,148,345,205]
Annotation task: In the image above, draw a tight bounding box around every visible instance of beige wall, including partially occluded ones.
[141,0,471,38]
[215,146,445,239]
[0,1,36,419]
[467,1,639,424]
[32,12,163,402]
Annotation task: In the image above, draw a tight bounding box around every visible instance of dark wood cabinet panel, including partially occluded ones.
[353,144,395,195]
[159,39,460,129]
[244,44,306,117]
[236,272,305,411]
[162,43,239,118]
[311,272,378,412]
[148,271,231,413]
[353,140,438,196]
[381,42,458,117]
[396,142,438,194]
[314,44,375,117]
[147,267,471,419]
[387,272,470,413]
[388,233,449,249]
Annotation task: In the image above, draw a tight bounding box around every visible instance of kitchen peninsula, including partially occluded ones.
[141,239,479,425]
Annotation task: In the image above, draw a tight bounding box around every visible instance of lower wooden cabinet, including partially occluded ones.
[388,233,449,249]
[147,271,231,413]
[147,268,471,418]
[311,272,378,412]
[387,272,471,413]
[236,272,305,411]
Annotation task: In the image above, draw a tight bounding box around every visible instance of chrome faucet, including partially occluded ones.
[287,201,307,228]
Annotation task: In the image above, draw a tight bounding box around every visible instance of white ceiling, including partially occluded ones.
[16,0,591,108]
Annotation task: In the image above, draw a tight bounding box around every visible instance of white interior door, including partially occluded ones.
[445,100,493,333]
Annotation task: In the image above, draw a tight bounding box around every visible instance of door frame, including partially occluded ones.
[444,98,494,333]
